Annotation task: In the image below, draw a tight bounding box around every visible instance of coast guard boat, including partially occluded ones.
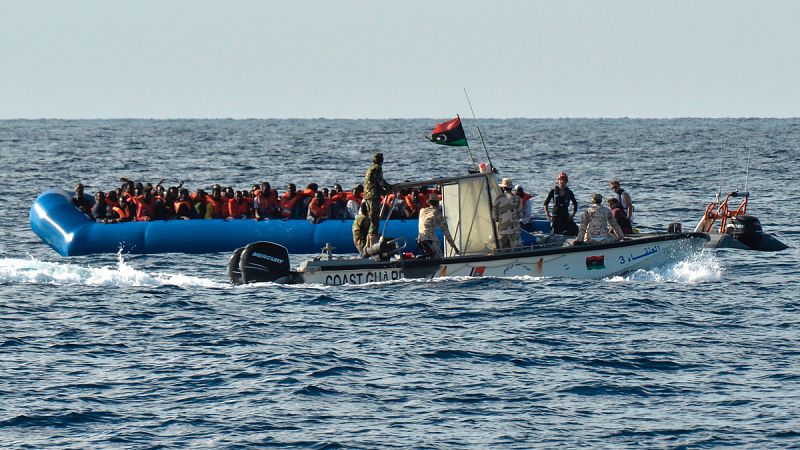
[229,172,711,285]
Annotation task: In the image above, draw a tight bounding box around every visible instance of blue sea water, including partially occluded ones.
[1,119,799,448]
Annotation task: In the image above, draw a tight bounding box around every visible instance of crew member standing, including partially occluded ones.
[416,195,459,258]
[610,178,634,223]
[493,178,523,249]
[363,152,392,247]
[543,172,578,235]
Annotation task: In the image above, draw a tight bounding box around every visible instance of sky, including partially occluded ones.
[1,0,798,119]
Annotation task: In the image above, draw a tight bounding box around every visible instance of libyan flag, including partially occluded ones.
[430,116,468,147]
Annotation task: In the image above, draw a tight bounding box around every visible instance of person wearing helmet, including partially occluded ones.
[543,172,578,235]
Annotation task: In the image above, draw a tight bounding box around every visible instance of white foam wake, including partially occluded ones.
[609,250,725,283]
[0,253,225,288]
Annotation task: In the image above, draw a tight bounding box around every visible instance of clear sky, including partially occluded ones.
[1,0,798,119]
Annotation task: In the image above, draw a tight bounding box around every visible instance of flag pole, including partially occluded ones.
[458,114,478,171]
[463,88,496,172]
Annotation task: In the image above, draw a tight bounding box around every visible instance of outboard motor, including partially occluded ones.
[727,215,763,250]
[228,247,245,285]
[363,237,405,261]
[231,242,293,284]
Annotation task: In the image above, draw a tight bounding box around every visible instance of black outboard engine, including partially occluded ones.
[727,215,763,250]
[363,237,404,261]
[229,242,293,285]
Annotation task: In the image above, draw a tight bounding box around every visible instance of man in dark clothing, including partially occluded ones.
[72,183,94,219]
[363,152,392,247]
[543,172,578,235]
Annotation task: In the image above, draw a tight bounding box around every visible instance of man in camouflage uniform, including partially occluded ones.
[576,193,624,244]
[352,202,370,256]
[492,178,522,249]
[416,195,459,258]
[363,152,391,247]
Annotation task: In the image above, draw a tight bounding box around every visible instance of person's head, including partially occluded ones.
[287,183,296,194]
[499,177,513,192]
[179,188,189,200]
[354,184,363,195]
[333,183,343,194]
[373,152,384,165]
[261,181,270,193]
[235,190,243,201]
[75,183,84,195]
[591,192,602,205]
[95,191,105,202]
[143,189,152,201]
[135,182,144,195]
[107,190,118,202]
[608,198,620,209]
[610,178,621,193]
[211,184,221,198]
[428,194,440,207]
[557,172,568,186]
[321,187,329,197]
[411,188,420,199]
[315,191,325,202]
[306,183,318,192]
[196,189,206,198]
[513,185,525,196]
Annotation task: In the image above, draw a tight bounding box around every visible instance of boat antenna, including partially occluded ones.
[716,158,722,203]
[743,145,752,195]
[458,114,479,172]
[463,88,496,172]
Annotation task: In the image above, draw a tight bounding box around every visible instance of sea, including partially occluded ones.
[1,118,798,448]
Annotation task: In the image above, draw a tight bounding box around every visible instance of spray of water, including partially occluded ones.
[0,251,225,288]
[608,250,724,283]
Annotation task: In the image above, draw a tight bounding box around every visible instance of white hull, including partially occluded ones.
[298,233,709,286]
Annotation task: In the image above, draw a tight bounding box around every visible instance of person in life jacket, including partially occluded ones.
[404,188,424,219]
[543,172,578,236]
[192,189,208,219]
[72,183,94,219]
[307,191,330,224]
[204,184,227,219]
[279,183,300,219]
[345,184,364,219]
[609,178,634,223]
[152,184,169,220]
[327,184,348,219]
[363,152,392,247]
[253,187,275,220]
[133,188,157,221]
[513,185,535,232]
[110,194,134,223]
[607,197,633,234]
[227,190,250,219]
[174,188,193,220]
[493,178,523,249]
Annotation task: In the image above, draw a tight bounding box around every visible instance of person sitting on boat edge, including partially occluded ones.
[363,152,392,247]
[543,172,578,236]
[493,178,523,249]
[417,195,459,259]
[345,184,364,219]
[575,193,624,245]
[514,184,535,232]
[607,197,633,235]
[72,183,94,219]
[610,178,634,223]
[91,191,109,223]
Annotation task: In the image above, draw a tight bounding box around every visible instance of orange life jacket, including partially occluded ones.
[227,198,249,218]
[174,200,192,216]
[279,193,301,218]
[134,195,156,220]
[308,198,330,219]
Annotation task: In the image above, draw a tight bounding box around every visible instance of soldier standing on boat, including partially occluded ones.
[416,195,459,258]
[363,152,392,247]
[493,178,523,249]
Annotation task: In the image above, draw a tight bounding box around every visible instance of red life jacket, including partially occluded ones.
[519,192,532,207]
[133,195,156,220]
[227,198,249,218]
[279,192,301,218]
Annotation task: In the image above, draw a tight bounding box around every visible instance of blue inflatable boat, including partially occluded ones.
[30,188,551,256]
